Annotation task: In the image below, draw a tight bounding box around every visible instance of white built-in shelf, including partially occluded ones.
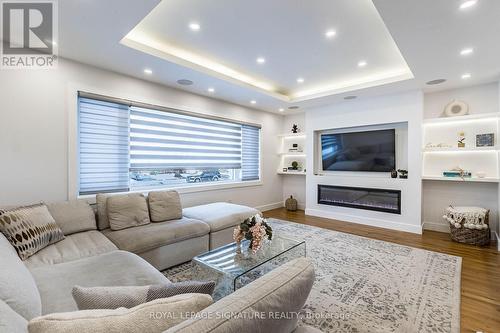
[277,133,306,138]
[422,146,499,152]
[422,176,500,183]
[277,171,306,176]
[278,152,307,156]
[423,112,500,125]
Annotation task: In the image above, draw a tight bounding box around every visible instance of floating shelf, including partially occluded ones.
[422,176,500,183]
[278,152,307,156]
[423,112,500,125]
[277,133,306,138]
[277,171,306,176]
[422,146,499,152]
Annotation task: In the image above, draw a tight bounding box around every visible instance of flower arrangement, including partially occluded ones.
[233,214,273,254]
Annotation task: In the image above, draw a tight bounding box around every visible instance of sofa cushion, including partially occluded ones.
[72,281,215,310]
[96,194,110,230]
[29,250,169,315]
[47,200,96,235]
[107,194,150,231]
[0,233,41,320]
[183,203,260,232]
[25,231,118,269]
[102,217,210,254]
[0,203,65,260]
[0,299,28,333]
[28,295,213,333]
[165,257,315,333]
[148,190,182,222]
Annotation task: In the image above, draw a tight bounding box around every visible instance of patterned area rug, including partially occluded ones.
[163,219,462,333]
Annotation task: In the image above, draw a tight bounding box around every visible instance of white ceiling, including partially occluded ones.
[56,0,500,114]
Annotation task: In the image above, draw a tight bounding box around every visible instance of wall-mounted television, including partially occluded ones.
[321,129,395,172]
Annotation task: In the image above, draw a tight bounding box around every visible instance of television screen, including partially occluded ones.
[321,129,395,172]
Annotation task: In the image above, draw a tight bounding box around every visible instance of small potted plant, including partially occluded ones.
[291,161,299,170]
[398,169,408,179]
[233,215,273,254]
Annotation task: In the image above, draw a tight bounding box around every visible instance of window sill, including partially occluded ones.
[78,180,263,204]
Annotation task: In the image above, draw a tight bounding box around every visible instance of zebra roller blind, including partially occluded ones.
[129,106,243,170]
[241,125,260,181]
[78,98,130,195]
[77,94,261,195]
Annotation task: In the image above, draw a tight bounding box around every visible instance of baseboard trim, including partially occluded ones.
[422,221,449,233]
[255,202,284,212]
[305,208,422,234]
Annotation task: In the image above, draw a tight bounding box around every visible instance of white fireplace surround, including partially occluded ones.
[305,91,424,234]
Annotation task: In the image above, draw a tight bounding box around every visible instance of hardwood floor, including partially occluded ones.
[263,208,500,333]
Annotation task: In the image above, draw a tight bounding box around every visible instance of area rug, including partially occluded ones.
[163,219,462,333]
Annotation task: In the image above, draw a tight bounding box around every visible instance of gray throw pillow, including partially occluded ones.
[148,190,182,222]
[72,281,216,310]
[107,193,150,231]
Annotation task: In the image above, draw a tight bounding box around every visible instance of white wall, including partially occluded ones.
[281,113,307,209]
[422,82,500,233]
[304,91,424,234]
[0,58,284,210]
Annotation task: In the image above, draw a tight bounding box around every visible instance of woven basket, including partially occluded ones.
[449,211,490,246]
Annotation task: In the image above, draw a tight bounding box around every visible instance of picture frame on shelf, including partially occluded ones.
[476,133,494,147]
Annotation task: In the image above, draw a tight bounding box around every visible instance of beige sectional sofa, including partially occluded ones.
[0,195,317,333]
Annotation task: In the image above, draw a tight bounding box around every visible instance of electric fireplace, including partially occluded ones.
[318,185,401,214]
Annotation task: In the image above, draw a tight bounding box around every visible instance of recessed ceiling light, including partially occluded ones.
[177,79,193,86]
[207,87,215,93]
[460,0,478,10]
[460,48,474,56]
[279,108,284,112]
[296,78,305,84]
[250,100,257,105]
[357,60,367,67]
[256,57,266,64]
[426,79,447,85]
[288,106,299,110]
[325,29,337,39]
[189,22,200,31]
[344,96,357,100]
[143,68,152,75]
[461,73,472,79]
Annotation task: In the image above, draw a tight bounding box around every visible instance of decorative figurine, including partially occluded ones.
[291,124,299,133]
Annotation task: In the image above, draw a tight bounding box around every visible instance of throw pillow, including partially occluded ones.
[107,193,150,231]
[72,281,216,310]
[0,203,65,260]
[28,294,213,333]
[47,200,97,235]
[148,190,182,222]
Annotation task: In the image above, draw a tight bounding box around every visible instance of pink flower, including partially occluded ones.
[249,222,267,253]
[233,226,244,243]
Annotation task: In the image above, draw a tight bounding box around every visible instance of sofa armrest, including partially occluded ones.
[165,257,315,333]
[27,294,212,333]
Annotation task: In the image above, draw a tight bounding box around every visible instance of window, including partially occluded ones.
[78,94,261,195]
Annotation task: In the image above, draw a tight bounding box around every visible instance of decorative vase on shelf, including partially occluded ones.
[390,170,398,178]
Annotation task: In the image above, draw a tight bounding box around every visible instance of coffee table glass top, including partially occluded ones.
[193,235,306,301]
[194,236,305,277]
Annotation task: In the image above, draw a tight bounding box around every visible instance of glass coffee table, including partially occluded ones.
[193,236,306,300]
